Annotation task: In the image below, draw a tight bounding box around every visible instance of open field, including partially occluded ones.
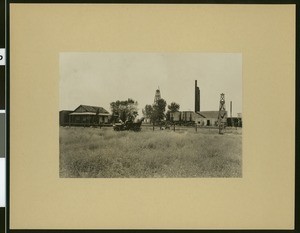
[59,126,242,178]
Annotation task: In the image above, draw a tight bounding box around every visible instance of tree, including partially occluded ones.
[110,98,138,122]
[168,102,180,112]
[142,98,167,124]
[152,98,167,123]
[142,104,153,122]
[166,102,180,121]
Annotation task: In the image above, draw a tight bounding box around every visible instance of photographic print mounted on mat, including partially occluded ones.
[59,52,242,178]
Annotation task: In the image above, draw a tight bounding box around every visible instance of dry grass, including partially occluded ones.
[59,126,242,178]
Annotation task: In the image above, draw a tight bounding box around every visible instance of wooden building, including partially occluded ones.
[59,105,111,127]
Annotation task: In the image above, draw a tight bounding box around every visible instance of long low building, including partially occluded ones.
[59,105,111,126]
[170,110,228,127]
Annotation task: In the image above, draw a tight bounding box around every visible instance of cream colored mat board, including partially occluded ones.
[10,4,295,229]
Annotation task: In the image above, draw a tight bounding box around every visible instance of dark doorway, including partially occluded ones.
[207,120,210,126]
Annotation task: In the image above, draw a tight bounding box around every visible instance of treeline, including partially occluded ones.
[110,98,180,124]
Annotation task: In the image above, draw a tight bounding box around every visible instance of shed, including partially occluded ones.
[59,110,73,126]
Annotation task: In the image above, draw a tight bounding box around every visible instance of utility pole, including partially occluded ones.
[230,101,234,127]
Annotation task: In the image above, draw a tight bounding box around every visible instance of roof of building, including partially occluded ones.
[69,112,110,116]
[179,110,194,113]
[197,111,223,119]
[73,105,110,114]
[194,112,205,118]
[59,110,73,113]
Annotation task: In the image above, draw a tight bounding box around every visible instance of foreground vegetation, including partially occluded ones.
[59,126,242,178]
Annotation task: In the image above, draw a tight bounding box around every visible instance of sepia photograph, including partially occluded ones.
[9,3,295,229]
[59,52,242,178]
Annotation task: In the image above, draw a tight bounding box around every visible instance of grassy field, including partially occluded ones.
[59,126,242,178]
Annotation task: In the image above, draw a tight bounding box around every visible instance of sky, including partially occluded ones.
[60,53,242,117]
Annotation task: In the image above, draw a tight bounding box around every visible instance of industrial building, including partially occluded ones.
[169,81,221,126]
[170,110,221,126]
[168,80,244,127]
[195,111,221,126]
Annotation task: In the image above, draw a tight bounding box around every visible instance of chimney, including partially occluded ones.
[230,101,232,117]
[195,80,200,112]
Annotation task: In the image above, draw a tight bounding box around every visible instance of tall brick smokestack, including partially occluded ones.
[195,80,200,112]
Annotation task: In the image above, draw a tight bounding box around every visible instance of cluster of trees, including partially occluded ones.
[142,99,180,124]
[110,97,180,124]
[110,98,138,122]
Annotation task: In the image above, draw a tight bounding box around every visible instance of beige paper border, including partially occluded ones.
[10,4,295,229]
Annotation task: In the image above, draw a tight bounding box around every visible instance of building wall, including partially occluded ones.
[195,117,218,126]
[100,116,109,123]
[227,117,242,127]
[181,111,195,121]
[59,111,72,126]
[170,112,180,121]
[69,115,109,125]
[170,111,197,122]
[195,117,205,126]
[205,118,218,126]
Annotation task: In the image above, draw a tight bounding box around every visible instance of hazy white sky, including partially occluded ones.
[60,53,242,117]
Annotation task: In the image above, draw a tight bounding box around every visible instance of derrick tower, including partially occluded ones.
[154,87,161,104]
[218,93,227,134]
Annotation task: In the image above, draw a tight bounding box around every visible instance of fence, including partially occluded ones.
[60,122,113,128]
[141,123,241,133]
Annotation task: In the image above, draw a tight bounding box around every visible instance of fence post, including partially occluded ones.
[153,122,154,131]
[173,124,175,132]
[195,123,197,132]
